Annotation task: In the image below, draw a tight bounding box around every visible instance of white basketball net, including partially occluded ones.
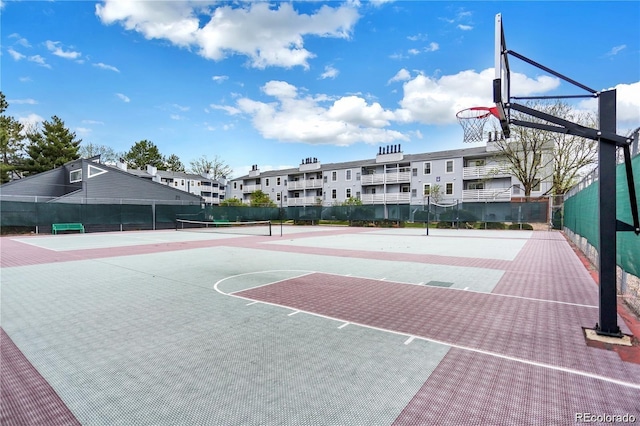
[456,108,494,143]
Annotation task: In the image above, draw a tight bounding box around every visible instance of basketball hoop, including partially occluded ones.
[456,106,500,143]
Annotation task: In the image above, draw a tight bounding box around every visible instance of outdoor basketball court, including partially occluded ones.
[1,225,639,425]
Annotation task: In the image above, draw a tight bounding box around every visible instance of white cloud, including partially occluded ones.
[7,98,37,105]
[408,48,420,56]
[320,65,339,79]
[170,114,183,120]
[19,77,32,83]
[407,33,428,42]
[8,48,25,61]
[96,1,360,69]
[18,113,44,131]
[93,62,120,72]
[578,81,640,128]
[224,80,407,146]
[396,68,560,125]
[82,120,104,125]
[116,93,130,103]
[9,33,31,48]
[172,104,190,112]
[45,40,81,59]
[424,42,439,52]
[209,104,242,115]
[75,127,92,135]
[457,24,473,31]
[388,68,411,84]
[212,75,228,84]
[28,55,51,68]
[605,45,626,57]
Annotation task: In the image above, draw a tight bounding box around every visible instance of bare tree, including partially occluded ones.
[189,154,232,179]
[79,142,120,164]
[492,101,597,196]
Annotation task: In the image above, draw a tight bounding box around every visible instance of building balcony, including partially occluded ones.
[361,193,411,204]
[361,171,411,185]
[287,196,319,206]
[462,189,512,202]
[287,179,322,190]
[463,165,510,179]
[242,184,261,193]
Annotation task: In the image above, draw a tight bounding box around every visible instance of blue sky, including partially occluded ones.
[2,1,639,178]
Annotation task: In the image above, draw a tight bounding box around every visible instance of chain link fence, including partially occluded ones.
[2,195,550,234]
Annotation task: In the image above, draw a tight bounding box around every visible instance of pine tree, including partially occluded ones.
[23,115,81,175]
[0,92,26,183]
[165,154,185,172]
[123,140,165,170]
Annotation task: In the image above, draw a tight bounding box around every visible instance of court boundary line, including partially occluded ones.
[216,270,597,309]
[220,282,640,391]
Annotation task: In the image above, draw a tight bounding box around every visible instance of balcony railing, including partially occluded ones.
[361,193,411,204]
[463,165,510,179]
[462,189,512,201]
[287,179,322,190]
[361,171,411,185]
[287,196,319,206]
[242,184,261,193]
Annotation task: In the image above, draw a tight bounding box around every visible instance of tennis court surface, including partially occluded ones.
[1,226,639,425]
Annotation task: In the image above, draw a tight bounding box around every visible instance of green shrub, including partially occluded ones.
[508,223,534,230]
[478,221,506,229]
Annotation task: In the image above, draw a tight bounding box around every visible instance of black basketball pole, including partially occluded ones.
[596,89,621,337]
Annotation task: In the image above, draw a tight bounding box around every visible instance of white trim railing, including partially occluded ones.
[462,189,512,201]
[463,165,510,179]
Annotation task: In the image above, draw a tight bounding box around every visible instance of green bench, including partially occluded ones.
[52,223,85,235]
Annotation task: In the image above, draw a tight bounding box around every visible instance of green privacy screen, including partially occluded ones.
[564,154,640,277]
[2,200,550,233]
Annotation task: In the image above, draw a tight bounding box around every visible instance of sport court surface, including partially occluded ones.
[1,226,639,425]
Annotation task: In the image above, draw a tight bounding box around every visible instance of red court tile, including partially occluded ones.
[234,272,640,384]
[0,329,80,426]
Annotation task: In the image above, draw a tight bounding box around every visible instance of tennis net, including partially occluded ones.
[176,219,272,236]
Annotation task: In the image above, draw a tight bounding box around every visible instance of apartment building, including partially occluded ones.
[120,164,227,205]
[228,140,552,214]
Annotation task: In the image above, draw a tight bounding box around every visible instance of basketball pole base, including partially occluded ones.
[594,323,623,339]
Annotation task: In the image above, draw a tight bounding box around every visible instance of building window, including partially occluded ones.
[423,183,431,196]
[233,182,237,189]
[446,182,454,195]
[345,170,352,180]
[468,182,484,190]
[411,189,417,197]
[346,188,352,198]
[265,178,270,186]
[356,191,361,199]
[356,172,361,181]
[69,169,82,183]
[175,182,178,187]
[276,193,281,201]
[532,179,541,191]
[324,176,327,183]
[412,168,417,177]
[534,153,542,165]
[424,162,431,175]
[332,189,337,199]
[277,177,281,185]
[332,171,337,181]
[401,185,410,193]
[446,160,454,173]
[181,180,185,185]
